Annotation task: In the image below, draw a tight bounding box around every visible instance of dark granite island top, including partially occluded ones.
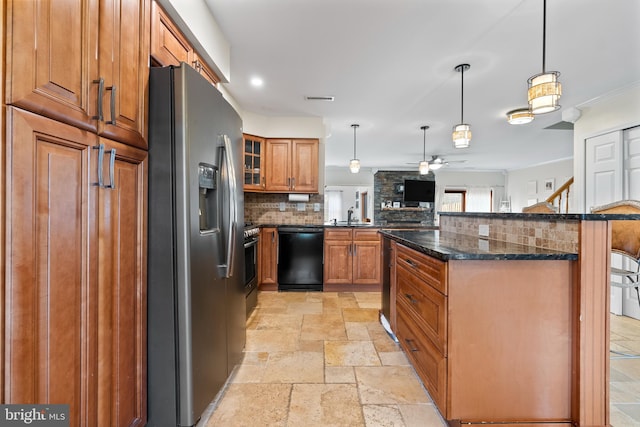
[379,229,577,261]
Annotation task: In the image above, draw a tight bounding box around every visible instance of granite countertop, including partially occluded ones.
[439,212,640,221]
[380,229,578,261]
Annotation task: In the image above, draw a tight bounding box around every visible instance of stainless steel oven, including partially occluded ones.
[244,225,259,318]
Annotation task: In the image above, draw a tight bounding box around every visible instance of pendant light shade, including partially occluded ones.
[506,108,535,125]
[349,124,360,173]
[528,0,561,114]
[452,64,471,149]
[418,125,430,175]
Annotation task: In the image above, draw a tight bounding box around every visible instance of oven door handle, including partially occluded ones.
[244,238,259,249]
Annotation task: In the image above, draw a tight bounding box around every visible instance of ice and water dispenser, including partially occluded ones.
[198,163,218,232]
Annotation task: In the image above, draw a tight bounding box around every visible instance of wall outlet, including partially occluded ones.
[279,202,286,212]
[296,203,306,211]
[478,224,490,237]
[313,203,320,212]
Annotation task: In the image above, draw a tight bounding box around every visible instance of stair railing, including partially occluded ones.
[546,177,574,213]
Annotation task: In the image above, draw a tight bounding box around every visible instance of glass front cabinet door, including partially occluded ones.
[243,134,265,191]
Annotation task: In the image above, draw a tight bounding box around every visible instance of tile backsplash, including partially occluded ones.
[244,192,324,225]
[439,215,579,253]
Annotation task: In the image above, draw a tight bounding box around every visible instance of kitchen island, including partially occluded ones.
[381,212,640,427]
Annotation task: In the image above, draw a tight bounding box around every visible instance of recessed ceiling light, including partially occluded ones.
[250,77,263,87]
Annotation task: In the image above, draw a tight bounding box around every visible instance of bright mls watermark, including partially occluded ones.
[0,405,69,426]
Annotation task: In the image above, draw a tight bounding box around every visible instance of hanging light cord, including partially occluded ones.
[352,124,357,158]
[460,66,465,123]
[542,0,547,73]
[421,125,428,161]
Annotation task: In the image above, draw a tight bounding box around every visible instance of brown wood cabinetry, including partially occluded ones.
[392,242,575,424]
[5,108,147,426]
[150,1,220,85]
[264,139,319,193]
[243,134,266,191]
[324,228,381,291]
[259,227,278,290]
[7,0,149,149]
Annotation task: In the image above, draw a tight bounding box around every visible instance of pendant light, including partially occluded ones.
[452,64,471,149]
[528,0,561,114]
[418,125,430,175]
[349,124,360,173]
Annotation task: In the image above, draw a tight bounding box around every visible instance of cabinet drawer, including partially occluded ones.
[353,228,380,241]
[397,263,447,354]
[325,229,353,240]
[396,244,447,295]
[397,306,447,413]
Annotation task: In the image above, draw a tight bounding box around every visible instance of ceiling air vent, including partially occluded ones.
[305,96,335,101]
[545,121,574,130]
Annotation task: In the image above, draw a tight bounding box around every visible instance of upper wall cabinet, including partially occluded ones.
[262,139,319,193]
[6,0,150,149]
[150,1,221,86]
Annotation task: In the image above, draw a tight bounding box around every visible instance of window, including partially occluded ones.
[441,190,466,212]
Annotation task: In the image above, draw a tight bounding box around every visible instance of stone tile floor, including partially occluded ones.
[200,291,640,426]
[201,291,446,426]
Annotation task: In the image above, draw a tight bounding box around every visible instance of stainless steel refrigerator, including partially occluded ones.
[147,64,246,427]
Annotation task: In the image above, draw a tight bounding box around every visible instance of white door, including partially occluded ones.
[621,126,640,318]
[585,131,624,314]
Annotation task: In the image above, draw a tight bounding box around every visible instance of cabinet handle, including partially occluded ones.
[287,177,291,188]
[271,231,275,243]
[291,177,295,189]
[106,85,117,125]
[404,338,419,352]
[93,144,105,187]
[105,148,116,189]
[404,293,418,304]
[92,78,104,121]
[405,258,416,268]
[353,244,357,256]
[192,60,202,72]
[262,177,266,188]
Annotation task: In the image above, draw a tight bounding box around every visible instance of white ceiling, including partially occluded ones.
[204,0,640,171]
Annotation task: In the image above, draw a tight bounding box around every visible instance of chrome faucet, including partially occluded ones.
[347,207,354,225]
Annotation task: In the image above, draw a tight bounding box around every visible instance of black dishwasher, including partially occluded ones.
[278,227,324,291]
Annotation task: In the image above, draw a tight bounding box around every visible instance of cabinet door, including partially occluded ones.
[5,108,98,426]
[291,139,318,193]
[353,240,382,285]
[7,0,99,133]
[243,135,266,191]
[265,140,291,191]
[324,240,353,284]
[259,228,278,286]
[150,1,192,66]
[192,51,221,86]
[98,0,150,149]
[96,139,148,426]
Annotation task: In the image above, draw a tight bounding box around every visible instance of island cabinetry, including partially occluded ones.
[264,139,318,193]
[324,228,381,290]
[259,227,278,290]
[7,0,150,149]
[393,242,575,424]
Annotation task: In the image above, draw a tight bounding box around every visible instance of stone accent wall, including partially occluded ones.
[244,192,324,225]
[439,215,579,253]
[374,170,435,225]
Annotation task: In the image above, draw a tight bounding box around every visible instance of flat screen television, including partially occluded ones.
[403,179,435,205]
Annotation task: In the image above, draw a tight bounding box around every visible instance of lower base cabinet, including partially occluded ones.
[4,108,147,426]
[393,241,575,424]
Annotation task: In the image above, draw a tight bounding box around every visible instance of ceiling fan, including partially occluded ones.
[407,155,467,169]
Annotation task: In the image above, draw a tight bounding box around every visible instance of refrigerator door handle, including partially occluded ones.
[222,134,238,278]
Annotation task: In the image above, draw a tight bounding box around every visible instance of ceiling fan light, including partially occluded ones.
[349,159,360,173]
[430,160,443,170]
[507,108,535,125]
[418,160,430,175]
[528,72,561,114]
[452,124,471,149]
